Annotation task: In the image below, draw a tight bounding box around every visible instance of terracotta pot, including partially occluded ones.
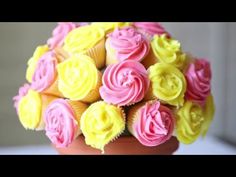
[53,135,179,155]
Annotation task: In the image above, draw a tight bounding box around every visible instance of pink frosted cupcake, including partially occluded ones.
[44,98,88,148]
[185,58,212,106]
[132,22,171,40]
[105,27,150,65]
[31,51,63,97]
[99,60,150,106]
[13,83,31,114]
[47,22,77,50]
[127,100,174,147]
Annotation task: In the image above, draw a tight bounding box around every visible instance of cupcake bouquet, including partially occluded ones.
[13,22,215,154]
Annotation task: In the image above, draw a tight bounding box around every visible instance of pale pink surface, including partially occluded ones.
[100,60,150,106]
[106,27,150,62]
[13,83,31,114]
[185,59,212,106]
[31,51,57,92]
[133,101,174,147]
[47,22,77,49]
[44,99,79,148]
[132,22,171,38]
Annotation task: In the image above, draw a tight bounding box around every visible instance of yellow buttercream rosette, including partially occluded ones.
[57,54,102,102]
[176,101,205,144]
[80,101,125,153]
[26,45,49,82]
[91,22,130,33]
[63,25,105,68]
[151,34,186,69]
[18,89,57,130]
[147,63,186,107]
[202,94,215,137]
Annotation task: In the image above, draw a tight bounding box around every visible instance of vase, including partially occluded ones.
[53,135,179,155]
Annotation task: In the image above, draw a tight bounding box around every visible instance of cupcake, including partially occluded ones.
[47,22,77,50]
[145,63,187,107]
[31,51,63,97]
[80,101,125,153]
[17,89,58,130]
[184,58,212,106]
[127,100,174,147]
[176,100,205,144]
[44,98,88,148]
[63,25,105,69]
[100,60,150,106]
[142,34,186,69]
[91,22,130,34]
[105,27,150,66]
[57,54,102,103]
[132,22,171,41]
[26,45,49,82]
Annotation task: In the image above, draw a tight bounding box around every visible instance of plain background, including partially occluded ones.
[0,22,235,147]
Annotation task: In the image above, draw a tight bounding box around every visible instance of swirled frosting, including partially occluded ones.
[18,89,42,130]
[185,59,212,106]
[80,101,125,153]
[100,60,150,106]
[176,100,205,144]
[131,100,174,146]
[57,54,99,101]
[31,51,58,92]
[63,25,104,54]
[148,63,186,107]
[151,34,186,69]
[44,99,79,148]
[106,27,150,62]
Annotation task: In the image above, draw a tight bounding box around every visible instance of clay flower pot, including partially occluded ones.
[53,135,179,155]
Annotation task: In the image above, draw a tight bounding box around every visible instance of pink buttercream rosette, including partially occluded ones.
[31,51,57,91]
[128,100,174,147]
[185,58,212,106]
[100,60,150,106]
[105,27,150,65]
[44,98,88,148]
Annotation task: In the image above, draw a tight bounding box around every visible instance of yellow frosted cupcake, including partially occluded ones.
[91,22,130,34]
[63,25,105,69]
[80,101,125,153]
[142,34,186,70]
[18,89,58,130]
[26,45,49,82]
[57,54,102,103]
[145,63,187,107]
[176,100,205,144]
